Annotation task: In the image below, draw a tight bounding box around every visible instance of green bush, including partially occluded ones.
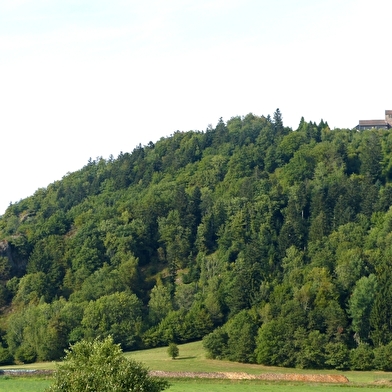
[203,327,228,360]
[46,336,169,392]
[325,342,350,370]
[373,342,392,371]
[255,319,293,367]
[294,330,327,369]
[15,344,36,364]
[167,342,179,359]
[0,346,13,365]
[350,344,374,370]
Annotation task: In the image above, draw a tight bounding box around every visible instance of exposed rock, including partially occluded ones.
[0,240,13,266]
[0,239,27,276]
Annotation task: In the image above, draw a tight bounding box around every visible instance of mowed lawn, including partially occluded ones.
[0,377,52,392]
[166,380,390,392]
[1,341,392,391]
[1,378,390,392]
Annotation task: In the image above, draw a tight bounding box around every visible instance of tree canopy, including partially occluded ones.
[1,110,392,370]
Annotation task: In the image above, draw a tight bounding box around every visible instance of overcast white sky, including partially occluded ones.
[0,0,390,214]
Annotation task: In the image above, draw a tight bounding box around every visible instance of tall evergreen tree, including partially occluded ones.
[370,263,392,346]
[273,108,284,136]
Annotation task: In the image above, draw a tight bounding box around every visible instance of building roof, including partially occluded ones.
[386,110,392,116]
[358,120,388,126]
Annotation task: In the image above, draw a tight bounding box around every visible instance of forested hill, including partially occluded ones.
[1,110,392,370]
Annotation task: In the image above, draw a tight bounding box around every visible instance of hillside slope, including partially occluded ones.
[1,110,392,370]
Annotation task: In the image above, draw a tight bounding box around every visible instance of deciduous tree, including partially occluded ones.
[46,336,169,392]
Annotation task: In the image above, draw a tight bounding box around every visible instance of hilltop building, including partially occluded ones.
[356,110,392,130]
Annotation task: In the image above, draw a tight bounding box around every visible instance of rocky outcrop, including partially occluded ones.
[0,240,13,263]
[0,239,28,276]
[0,240,14,279]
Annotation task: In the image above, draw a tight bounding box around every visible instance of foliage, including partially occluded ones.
[81,292,142,350]
[202,327,228,360]
[348,274,377,344]
[203,309,259,363]
[0,345,13,365]
[167,342,179,359]
[2,111,392,370]
[46,336,169,392]
[373,341,392,371]
[350,344,374,371]
[324,342,350,370]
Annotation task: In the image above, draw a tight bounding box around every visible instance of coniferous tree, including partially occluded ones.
[370,263,392,346]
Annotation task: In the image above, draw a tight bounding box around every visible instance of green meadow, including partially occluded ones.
[1,341,392,391]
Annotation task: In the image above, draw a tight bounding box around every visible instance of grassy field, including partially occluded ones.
[0,377,52,392]
[1,341,392,391]
[1,377,391,392]
[165,380,392,392]
[125,341,392,385]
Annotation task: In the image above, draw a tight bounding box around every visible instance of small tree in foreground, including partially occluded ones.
[167,342,179,359]
[46,336,169,392]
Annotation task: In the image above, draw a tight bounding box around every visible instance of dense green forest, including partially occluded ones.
[1,110,392,370]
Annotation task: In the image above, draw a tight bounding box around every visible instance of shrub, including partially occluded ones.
[294,329,327,369]
[350,344,374,370]
[325,342,350,370]
[0,346,13,365]
[374,342,392,371]
[15,344,36,364]
[203,327,228,360]
[46,336,169,392]
[167,342,179,359]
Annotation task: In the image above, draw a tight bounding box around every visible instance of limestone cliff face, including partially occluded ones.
[0,240,13,263]
[0,239,27,276]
